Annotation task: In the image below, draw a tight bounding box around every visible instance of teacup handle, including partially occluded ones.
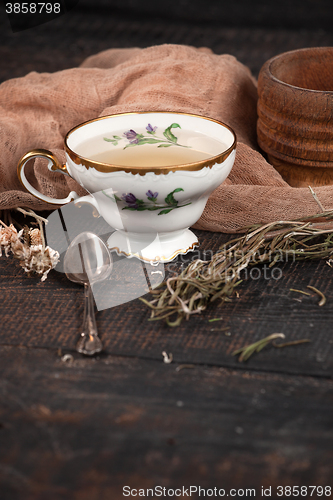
[17,148,80,205]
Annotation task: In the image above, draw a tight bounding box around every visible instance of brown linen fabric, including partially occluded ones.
[1,44,332,232]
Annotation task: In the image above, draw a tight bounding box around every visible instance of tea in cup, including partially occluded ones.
[17,112,236,262]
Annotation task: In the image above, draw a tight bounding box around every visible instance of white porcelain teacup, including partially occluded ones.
[17,112,236,262]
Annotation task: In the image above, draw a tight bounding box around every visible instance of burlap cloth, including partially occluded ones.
[1,44,332,232]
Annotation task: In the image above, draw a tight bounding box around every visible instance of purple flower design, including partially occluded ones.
[121,192,138,208]
[107,187,190,214]
[146,190,158,201]
[123,129,139,144]
[146,123,157,134]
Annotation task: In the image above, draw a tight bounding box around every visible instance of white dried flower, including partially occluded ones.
[19,244,60,281]
[29,228,43,246]
[23,226,43,246]
[0,224,21,257]
[0,218,59,281]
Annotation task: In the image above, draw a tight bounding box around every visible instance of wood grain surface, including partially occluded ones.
[1,229,333,378]
[0,345,332,500]
[1,227,333,497]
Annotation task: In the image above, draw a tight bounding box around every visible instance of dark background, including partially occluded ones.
[1,0,333,83]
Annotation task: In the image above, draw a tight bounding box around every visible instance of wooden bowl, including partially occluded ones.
[257,47,333,187]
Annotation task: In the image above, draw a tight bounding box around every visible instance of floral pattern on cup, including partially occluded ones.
[103,188,191,215]
[103,123,189,149]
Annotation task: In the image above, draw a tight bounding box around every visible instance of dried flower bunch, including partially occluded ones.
[0,208,59,281]
[142,202,333,326]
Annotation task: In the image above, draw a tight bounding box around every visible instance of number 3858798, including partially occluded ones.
[6,3,61,14]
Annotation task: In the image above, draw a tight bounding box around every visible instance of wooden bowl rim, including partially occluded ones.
[263,47,333,94]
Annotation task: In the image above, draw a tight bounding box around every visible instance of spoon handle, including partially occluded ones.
[76,282,103,355]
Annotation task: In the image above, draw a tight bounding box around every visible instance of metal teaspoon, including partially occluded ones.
[64,231,112,355]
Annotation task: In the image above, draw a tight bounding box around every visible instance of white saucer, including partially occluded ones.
[107,228,199,263]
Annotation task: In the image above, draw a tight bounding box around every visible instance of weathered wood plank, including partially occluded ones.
[0,346,332,499]
[0,228,332,378]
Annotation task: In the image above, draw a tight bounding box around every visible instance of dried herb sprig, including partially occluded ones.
[232,333,311,362]
[142,209,333,326]
[307,285,326,306]
[232,333,285,361]
[290,288,311,296]
[272,339,311,349]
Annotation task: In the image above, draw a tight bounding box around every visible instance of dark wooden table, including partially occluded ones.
[1,4,333,499]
